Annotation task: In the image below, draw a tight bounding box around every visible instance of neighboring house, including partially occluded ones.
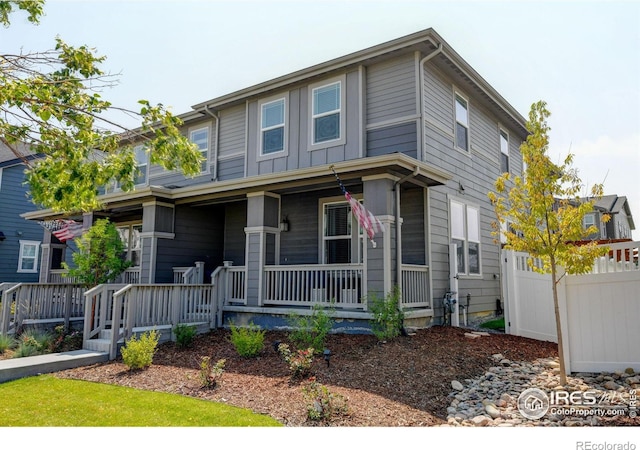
[24,28,530,328]
[582,195,635,241]
[0,143,44,282]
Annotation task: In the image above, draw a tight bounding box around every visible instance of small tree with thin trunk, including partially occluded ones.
[63,219,131,286]
[488,100,609,385]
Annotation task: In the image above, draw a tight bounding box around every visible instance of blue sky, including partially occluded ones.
[4,0,639,239]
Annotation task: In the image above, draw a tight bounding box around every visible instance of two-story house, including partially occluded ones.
[583,195,635,241]
[24,28,528,330]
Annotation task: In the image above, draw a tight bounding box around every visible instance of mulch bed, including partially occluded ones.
[54,326,560,426]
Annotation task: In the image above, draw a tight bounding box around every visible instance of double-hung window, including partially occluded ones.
[500,129,509,173]
[312,81,342,145]
[134,145,148,186]
[450,199,480,275]
[455,93,469,151]
[190,127,209,173]
[18,240,40,273]
[321,199,362,264]
[260,98,286,155]
[583,213,596,232]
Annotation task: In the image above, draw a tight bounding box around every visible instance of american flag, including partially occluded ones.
[38,219,84,243]
[330,165,385,248]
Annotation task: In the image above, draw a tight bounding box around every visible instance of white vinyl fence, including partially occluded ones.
[502,241,640,373]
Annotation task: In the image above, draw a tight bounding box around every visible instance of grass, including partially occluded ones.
[0,375,282,427]
[479,316,505,331]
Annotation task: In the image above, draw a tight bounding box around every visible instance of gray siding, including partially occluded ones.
[218,105,246,159]
[218,156,245,181]
[401,187,426,265]
[423,62,525,321]
[367,122,417,158]
[0,164,50,282]
[366,53,417,124]
[223,201,247,265]
[155,204,225,282]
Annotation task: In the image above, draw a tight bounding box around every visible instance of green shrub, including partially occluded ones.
[199,356,225,388]
[302,377,349,423]
[121,329,159,370]
[0,334,16,354]
[369,286,404,341]
[51,325,83,353]
[12,342,39,358]
[173,324,197,349]
[228,321,265,357]
[287,303,334,353]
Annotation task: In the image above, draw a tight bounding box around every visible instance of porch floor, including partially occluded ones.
[0,350,108,384]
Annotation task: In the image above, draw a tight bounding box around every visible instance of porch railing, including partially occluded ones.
[82,283,126,344]
[173,262,205,284]
[400,264,431,308]
[104,284,215,359]
[48,269,78,284]
[0,283,86,336]
[262,264,365,309]
[0,283,18,335]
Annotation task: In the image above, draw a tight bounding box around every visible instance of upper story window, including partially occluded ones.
[312,80,342,145]
[455,93,469,151]
[500,129,509,173]
[18,240,40,273]
[260,98,286,155]
[190,126,209,173]
[134,145,148,185]
[450,199,480,275]
[583,213,596,232]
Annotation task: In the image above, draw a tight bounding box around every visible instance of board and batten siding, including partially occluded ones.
[422,62,524,320]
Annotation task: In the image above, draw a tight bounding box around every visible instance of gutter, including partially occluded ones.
[418,42,444,161]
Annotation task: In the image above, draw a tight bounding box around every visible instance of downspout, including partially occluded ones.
[203,105,220,181]
[418,42,443,162]
[393,166,420,287]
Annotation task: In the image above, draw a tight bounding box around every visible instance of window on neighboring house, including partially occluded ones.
[18,240,40,273]
[455,93,469,151]
[500,129,509,173]
[134,145,148,185]
[117,224,142,267]
[321,199,363,264]
[450,199,481,275]
[583,213,596,233]
[260,98,286,155]
[312,81,341,145]
[190,127,209,172]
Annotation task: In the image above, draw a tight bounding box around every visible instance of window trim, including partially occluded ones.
[454,90,470,152]
[309,75,346,150]
[18,240,40,273]
[189,125,210,174]
[257,94,288,160]
[133,144,149,186]
[318,195,363,264]
[449,197,482,277]
[499,127,509,174]
[117,223,142,268]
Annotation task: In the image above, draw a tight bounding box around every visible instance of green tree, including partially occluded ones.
[488,100,609,385]
[1,0,203,213]
[63,219,131,286]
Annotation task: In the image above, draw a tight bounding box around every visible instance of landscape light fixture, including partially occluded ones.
[323,348,332,367]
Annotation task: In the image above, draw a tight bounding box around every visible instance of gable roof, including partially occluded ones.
[190,28,528,137]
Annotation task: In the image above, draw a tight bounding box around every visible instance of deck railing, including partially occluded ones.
[0,283,18,335]
[173,262,205,284]
[48,269,79,284]
[400,264,431,308]
[82,284,126,345]
[0,283,86,336]
[263,264,365,309]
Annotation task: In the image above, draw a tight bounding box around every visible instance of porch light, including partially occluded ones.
[280,216,289,232]
[0,231,5,241]
[323,348,331,367]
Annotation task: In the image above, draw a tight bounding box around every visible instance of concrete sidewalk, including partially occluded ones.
[0,350,109,383]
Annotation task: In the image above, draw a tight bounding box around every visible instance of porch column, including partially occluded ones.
[244,192,280,307]
[141,201,175,284]
[38,230,53,283]
[362,175,398,299]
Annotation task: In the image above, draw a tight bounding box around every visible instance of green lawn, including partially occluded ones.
[0,375,282,427]
[479,317,505,331]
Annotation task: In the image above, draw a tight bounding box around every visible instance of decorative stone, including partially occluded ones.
[471,415,490,427]
[499,359,511,366]
[626,376,639,385]
[451,380,464,391]
[465,333,481,339]
[625,367,635,375]
[492,353,504,361]
[604,381,620,390]
[485,404,501,419]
